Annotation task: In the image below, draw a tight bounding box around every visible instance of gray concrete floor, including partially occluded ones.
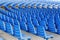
[0,30,60,40]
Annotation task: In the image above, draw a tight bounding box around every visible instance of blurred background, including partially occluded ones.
[0,0,60,3]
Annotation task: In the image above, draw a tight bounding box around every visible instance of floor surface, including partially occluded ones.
[0,30,60,40]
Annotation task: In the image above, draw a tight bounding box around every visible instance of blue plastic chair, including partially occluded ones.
[47,15,57,33]
[13,24,31,40]
[26,13,37,34]
[5,22,13,35]
[13,19,31,40]
[54,13,60,34]
[37,25,53,40]
[0,20,6,31]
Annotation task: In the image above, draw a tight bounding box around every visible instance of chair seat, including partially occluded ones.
[21,34,31,40]
[44,35,53,39]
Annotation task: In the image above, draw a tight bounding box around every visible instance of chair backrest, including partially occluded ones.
[5,22,13,35]
[9,18,14,25]
[37,25,46,37]
[13,24,22,39]
[0,20,6,31]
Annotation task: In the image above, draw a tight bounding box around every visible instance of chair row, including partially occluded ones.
[3,3,60,35]
[0,4,53,40]
[11,3,60,34]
